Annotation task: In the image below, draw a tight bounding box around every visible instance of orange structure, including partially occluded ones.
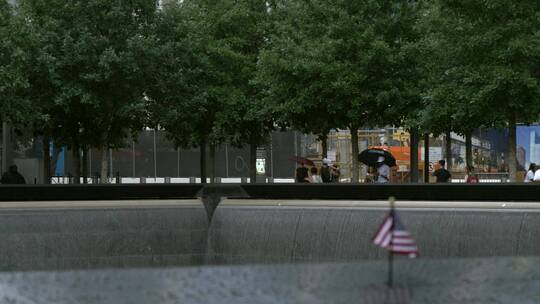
[369,146,428,183]
[369,146,423,170]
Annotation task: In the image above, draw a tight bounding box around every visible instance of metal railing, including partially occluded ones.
[50,173,513,184]
[452,172,510,183]
[50,176,297,184]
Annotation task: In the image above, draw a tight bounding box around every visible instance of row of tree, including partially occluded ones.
[1,0,539,183]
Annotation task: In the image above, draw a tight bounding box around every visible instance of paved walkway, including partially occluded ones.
[0,256,539,304]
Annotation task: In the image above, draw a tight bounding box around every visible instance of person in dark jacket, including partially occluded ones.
[321,159,332,183]
[1,165,26,184]
[432,160,451,183]
[331,164,341,183]
[295,163,309,183]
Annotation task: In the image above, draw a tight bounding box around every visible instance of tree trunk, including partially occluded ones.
[445,131,452,171]
[423,134,430,183]
[465,131,473,168]
[82,147,88,184]
[321,132,328,159]
[200,140,207,184]
[42,136,51,184]
[508,114,517,182]
[249,136,257,183]
[350,126,359,183]
[100,147,108,184]
[209,144,216,183]
[2,122,9,175]
[410,129,419,183]
[72,143,81,184]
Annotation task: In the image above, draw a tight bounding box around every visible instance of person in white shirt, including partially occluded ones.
[376,157,390,183]
[524,163,536,183]
[308,166,323,183]
[533,165,540,183]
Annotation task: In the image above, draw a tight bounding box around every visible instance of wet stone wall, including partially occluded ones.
[0,206,208,271]
[0,203,539,271]
[206,206,540,264]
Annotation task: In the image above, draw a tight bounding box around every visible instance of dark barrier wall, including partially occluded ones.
[0,184,203,201]
[240,184,540,201]
[207,206,540,264]
[1,184,540,202]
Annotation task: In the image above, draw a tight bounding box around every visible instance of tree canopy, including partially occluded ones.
[1,0,539,183]
[258,0,421,181]
[7,0,157,182]
[420,0,540,179]
[147,0,272,182]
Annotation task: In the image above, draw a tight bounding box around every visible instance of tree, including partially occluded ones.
[259,0,420,182]
[146,1,220,183]
[0,0,10,73]
[418,4,489,169]
[1,0,59,183]
[423,0,540,180]
[149,0,272,183]
[0,0,35,126]
[15,0,156,183]
[258,0,347,168]
[210,0,274,183]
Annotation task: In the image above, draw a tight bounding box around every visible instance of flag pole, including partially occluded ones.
[387,196,395,288]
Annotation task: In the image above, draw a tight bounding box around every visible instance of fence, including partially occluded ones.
[452,172,510,183]
[50,176,296,184]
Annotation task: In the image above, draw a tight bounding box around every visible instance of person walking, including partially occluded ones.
[0,165,26,184]
[295,163,309,183]
[308,167,323,183]
[375,157,390,183]
[465,165,479,183]
[524,163,536,183]
[432,160,451,183]
[533,165,540,183]
[364,166,376,183]
[330,164,341,183]
[321,159,332,183]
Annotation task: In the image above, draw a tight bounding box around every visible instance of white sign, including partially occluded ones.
[327,150,337,162]
[256,159,265,174]
[421,147,442,161]
[421,147,443,172]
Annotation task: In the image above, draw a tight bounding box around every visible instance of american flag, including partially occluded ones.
[372,210,418,258]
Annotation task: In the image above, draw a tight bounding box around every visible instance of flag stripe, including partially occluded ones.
[390,245,418,251]
[391,238,415,245]
[372,210,419,258]
[381,233,392,247]
[373,216,392,244]
[394,230,411,237]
